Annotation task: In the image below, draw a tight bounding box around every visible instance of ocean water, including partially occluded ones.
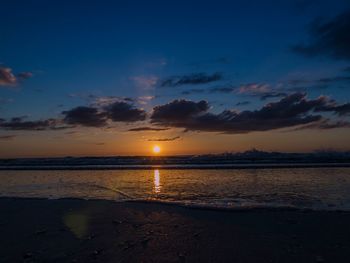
[0,167,350,211]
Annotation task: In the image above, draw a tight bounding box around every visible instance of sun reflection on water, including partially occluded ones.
[154,169,161,194]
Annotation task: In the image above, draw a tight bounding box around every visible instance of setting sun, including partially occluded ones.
[153,145,161,154]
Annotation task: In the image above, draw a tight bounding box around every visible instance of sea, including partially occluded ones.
[1,164,350,211]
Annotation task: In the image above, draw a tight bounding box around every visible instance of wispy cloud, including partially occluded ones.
[127,127,169,132]
[17,72,33,80]
[236,101,251,106]
[181,89,205,95]
[148,136,180,142]
[131,75,158,89]
[91,96,133,107]
[0,118,67,131]
[160,72,223,87]
[137,96,154,105]
[209,86,235,94]
[292,119,350,130]
[238,83,270,94]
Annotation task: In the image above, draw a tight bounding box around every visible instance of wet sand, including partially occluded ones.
[1,198,350,262]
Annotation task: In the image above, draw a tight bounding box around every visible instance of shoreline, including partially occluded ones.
[2,196,346,213]
[2,196,350,214]
[1,197,350,262]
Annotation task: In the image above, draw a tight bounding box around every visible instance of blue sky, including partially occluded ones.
[1,0,350,156]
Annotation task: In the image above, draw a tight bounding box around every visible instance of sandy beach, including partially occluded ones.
[1,198,350,262]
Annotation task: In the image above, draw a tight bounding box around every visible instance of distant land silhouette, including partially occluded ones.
[1,149,350,169]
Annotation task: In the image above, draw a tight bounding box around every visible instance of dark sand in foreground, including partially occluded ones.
[1,198,350,262]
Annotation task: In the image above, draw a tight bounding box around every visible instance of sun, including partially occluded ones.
[153,145,161,154]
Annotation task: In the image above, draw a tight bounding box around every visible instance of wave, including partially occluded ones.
[74,183,134,199]
[1,181,349,212]
[127,198,350,212]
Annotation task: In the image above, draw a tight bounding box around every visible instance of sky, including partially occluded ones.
[1,0,350,157]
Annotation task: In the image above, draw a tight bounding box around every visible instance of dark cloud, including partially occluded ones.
[105,101,146,122]
[11,116,28,122]
[0,118,64,130]
[0,135,16,140]
[151,99,209,124]
[150,93,345,134]
[160,72,223,87]
[148,136,180,142]
[292,10,350,60]
[63,106,107,127]
[316,102,350,116]
[62,102,146,127]
[127,127,169,132]
[236,101,251,106]
[344,66,350,73]
[1,101,147,131]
